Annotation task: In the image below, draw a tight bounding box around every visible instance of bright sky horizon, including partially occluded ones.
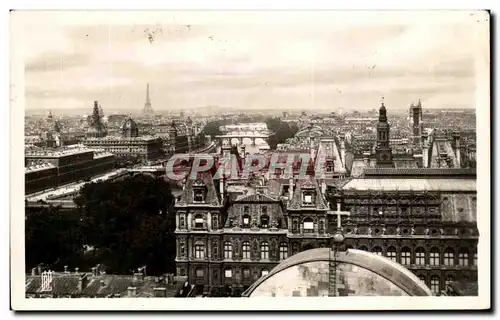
[14,11,489,112]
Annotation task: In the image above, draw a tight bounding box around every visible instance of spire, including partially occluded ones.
[92,101,100,123]
[379,97,387,122]
[143,83,153,114]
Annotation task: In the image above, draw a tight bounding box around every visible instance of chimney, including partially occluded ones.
[75,267,79,275]
[289,177,294,199]
[339,135,346,169]
[31,267,36,276]
[91,267,97,277]
[64,265,69,274]
[78,274,88,292]
[127,287,137,297]
[154,287,167,298]
[37,265,42,275]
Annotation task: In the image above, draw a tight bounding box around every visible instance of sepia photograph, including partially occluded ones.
[10,9,490,311]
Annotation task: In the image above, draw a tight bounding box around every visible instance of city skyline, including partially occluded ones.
[20,11,485,112]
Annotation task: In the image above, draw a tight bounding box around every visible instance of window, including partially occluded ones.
[179,216,185,228]
[194,214,204,229]
[401,247,411,265]
[319,220,325,233]
[196,268,204,278]
[430,276,440,295]
[372,246,382,256]
[473,252,477,266]
[242,215,250,228]
[458,250,469,266]
[279,243,288,260]
[386,247,397,262]
[261,242,269,259]
[244,206,249,214]
[262,206,268,214]
[194,243,205,259]
[193,189,205,203]
[292,220,299,233]
[303,217,314,233]
[260,215,269,228]
[415,248,426,265]
[224,268,232,278]
[242,242,251,259]
[261,269,269,277]
[243,268,250,279]
[444,249,455,266]
[224,242,233,259]
[326,160,334,173]
[430,248,440,266]
[302,191,315,205]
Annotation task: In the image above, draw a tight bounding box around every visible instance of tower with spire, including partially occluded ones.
[409,99,423,150]
[375,97,394,168]
[143,83,154,114]
[86,100,108,138]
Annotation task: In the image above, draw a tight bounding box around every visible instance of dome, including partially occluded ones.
[122,117,139,138]
[242,249,432,297]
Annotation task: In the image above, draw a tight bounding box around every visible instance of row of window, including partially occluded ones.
[195,268,269,280]
[361,246,477,267]
[421,275,458,295]
[194,241,289,260]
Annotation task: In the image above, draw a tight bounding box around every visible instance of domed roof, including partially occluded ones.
[122,116,139,138]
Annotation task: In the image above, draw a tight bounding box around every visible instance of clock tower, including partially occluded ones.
[375,98,394,168]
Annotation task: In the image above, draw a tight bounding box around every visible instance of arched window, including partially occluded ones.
[242,214,251,228]
[430,275,440,295]
[260,215,269,228]
[372,246,383,256]
[194,214,204,229]
[401,247,411,265]
[224,241,233,259]
[303,217,314,233]
[242,241,251,259]
[194,242,205,259]
[261,242,269,259]
[429,248,440,266]
[444,248,455,266]
[458,249,469,266]
[279,243,288,260]
[386,246,397,261]
[358,245,368,251]
[415,247,426,265]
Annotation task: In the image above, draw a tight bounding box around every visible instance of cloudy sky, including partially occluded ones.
[15,11,488,112]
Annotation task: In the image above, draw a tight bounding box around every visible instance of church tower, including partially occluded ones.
[143,83,154,114]
[409,99,423,150]
[375,98,394,168]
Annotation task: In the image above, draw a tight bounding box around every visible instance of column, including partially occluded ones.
[188,237,193,260]
[187,212,192,230]
[175,214,179,230]
[207,212,212,231]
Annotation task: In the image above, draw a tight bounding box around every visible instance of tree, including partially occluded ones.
[202,120,223,138]
[74,175,176,275]
[265,117,299,149]
[25,205,85,271]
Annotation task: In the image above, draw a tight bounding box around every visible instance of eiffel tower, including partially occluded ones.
[143,83,154,114]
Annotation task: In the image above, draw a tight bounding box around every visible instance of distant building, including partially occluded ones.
[24,146,116,195]
[87,101,108,138]
[143,83,154,114]
[409,100,424,150]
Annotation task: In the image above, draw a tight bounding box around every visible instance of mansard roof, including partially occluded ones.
[287,178,329,211]
[175,172,222,208]
[234,192,279,202]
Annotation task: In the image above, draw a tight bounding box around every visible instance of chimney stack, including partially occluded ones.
[133,272,144,283]
[75,267,79,275]
[91,267,97,277]
[127,287,137,297]
[78,274,88,292]
[64,265,69,274]
[31,267,37,276]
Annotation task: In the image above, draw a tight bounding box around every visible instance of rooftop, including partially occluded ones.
[363,168,476,177]
[342,178,476,192]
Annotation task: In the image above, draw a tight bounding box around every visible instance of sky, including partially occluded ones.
[14,11,489,113]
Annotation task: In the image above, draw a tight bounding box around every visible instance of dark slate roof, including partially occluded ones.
[287,178,329,211]
[363,168,476,177]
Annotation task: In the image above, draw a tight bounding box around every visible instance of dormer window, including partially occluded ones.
[302,190,315,206]
[274,168,283,178]
[193,188,206,203]
[194,214,204,229]
[242,214,250,228]
[326,160,334,173]
[260,215,269,228]
[282,185,289,198]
